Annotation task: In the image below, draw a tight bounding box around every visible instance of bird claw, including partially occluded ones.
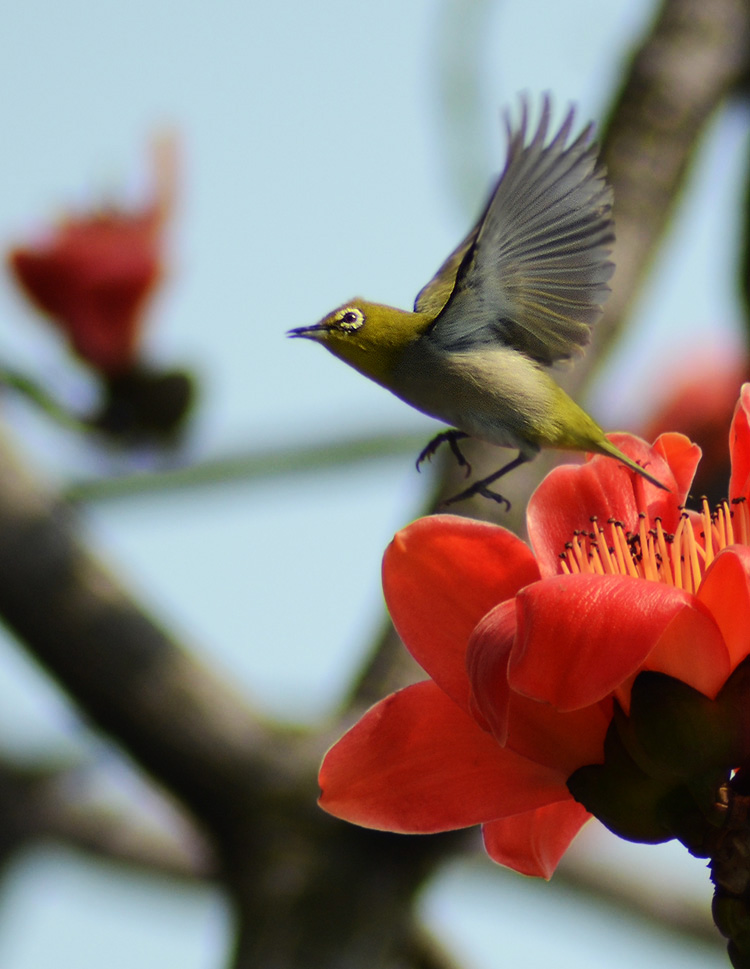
[443,483,512,510]
[440,450,530,508]
[416,430,471,477]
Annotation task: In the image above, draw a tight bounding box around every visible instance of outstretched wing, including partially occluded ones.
[413,224,479,317]
[422,95,614,365]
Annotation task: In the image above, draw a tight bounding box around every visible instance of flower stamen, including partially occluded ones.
[654,519,674,586]
[702,497,715,568]
[724,500,735,545]
[559,498,750,592]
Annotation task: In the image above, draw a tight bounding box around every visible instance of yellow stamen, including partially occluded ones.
[654,519,674,586]
[687,523,703,593]
[715,503,727,549]
[671,515,686,590]
[724,501,735,545]
[571,533,589,572]
[563,544,579,573]
[637,514,658,583]
[557,496,748,593]
[594,521,616,573]
[608,522,628,577]
[588,543,606,575]
[702,498,714,568]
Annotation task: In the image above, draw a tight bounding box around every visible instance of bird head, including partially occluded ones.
[288,299,432,385]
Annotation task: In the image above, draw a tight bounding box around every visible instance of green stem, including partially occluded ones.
[63,428,432,503]
[0,366,89,432]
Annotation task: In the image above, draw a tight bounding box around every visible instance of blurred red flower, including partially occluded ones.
[8,136,176,376]
[640,348,748,504]
[319,386,750,877]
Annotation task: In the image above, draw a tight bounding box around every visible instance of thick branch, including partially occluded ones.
[0,752,213,883]
[589,0,750,378]
[0,425,466,968]
[0,427,286,840]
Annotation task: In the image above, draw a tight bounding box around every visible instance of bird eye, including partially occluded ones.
[336,308,364,331]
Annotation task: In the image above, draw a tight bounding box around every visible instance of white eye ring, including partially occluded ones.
[336,307,365,331]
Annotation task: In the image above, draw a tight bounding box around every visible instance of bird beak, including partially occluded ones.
[287,324,325,341]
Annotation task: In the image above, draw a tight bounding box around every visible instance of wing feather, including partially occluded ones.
[423,94,614,365]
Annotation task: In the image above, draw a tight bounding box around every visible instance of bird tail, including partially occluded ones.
[594,438,669,491]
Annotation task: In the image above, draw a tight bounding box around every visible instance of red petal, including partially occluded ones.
[467,600,613,771]
[466,600,516,740]
[527,434,683,578]
[10,221,159,374]
[651,432,702,504]
[318,681,571,833]
[508,575,700,710]
[482,800,590,878]
[605,432,688,524]
[527,462,638,578]
[504,694,612,774]
[633,600,730,705]
[729,384,750,501]
[10,249,73,319]
[698,546,750,670]
[383,515,540,710]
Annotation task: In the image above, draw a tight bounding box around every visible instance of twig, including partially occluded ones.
[64,428,431,503]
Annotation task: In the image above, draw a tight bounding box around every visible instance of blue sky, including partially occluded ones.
[0,0,741,966]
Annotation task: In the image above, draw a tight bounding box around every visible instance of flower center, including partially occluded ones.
[559,498,750,593]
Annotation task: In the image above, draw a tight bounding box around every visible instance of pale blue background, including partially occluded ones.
[0,0,742,965]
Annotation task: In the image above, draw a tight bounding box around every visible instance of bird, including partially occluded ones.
[288,95,666,507]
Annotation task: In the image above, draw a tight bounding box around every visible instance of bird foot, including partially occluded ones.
[416,430,471,477]
[440,451,530,509]
[442,482,512,510]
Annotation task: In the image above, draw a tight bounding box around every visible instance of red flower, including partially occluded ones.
[319,386,750,878]
[640,347,748,503]
[8,136,176,375]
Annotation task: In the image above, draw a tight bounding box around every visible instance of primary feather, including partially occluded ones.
[420,94,614,365]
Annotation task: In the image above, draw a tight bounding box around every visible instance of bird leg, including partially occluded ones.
[416,430,471,477]
[442,452,530,509]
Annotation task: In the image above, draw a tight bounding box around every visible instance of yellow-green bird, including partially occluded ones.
[289,96,665,506]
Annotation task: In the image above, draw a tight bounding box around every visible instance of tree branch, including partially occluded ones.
[0,424,468,967]
[589,0,750,376]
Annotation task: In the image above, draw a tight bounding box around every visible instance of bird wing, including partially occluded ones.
[413,224,479,316]
[422,95,614,366]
